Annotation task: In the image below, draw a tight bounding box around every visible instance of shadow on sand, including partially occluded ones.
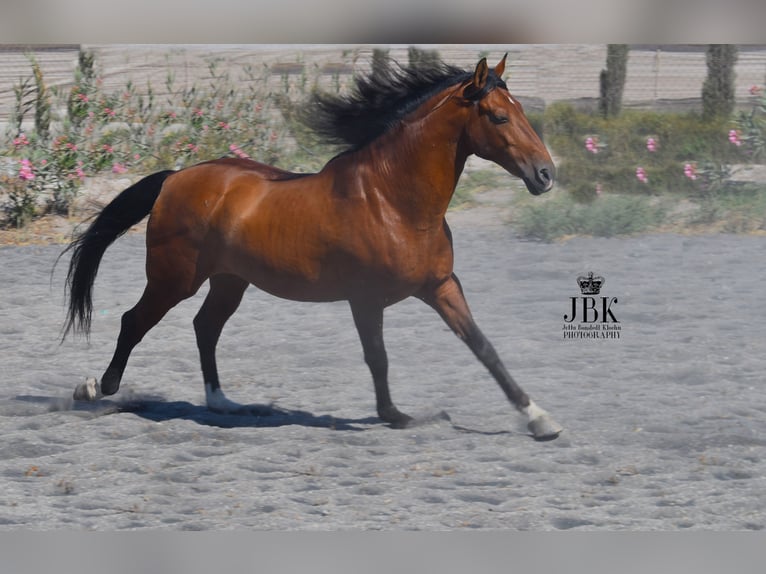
[13,394,379,431]
[12,395,528,437]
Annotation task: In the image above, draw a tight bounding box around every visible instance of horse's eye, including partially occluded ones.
[489,113,509,125]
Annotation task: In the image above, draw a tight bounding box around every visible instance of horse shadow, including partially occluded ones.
[13,395,526,437]
[13,394,379,431]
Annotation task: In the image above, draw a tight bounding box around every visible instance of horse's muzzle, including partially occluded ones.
[525,164,555,195]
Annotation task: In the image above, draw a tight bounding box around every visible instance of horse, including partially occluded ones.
[62,55,562,440]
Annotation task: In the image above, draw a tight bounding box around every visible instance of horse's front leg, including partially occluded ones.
[418,274,562,440]
[349,300,413,428]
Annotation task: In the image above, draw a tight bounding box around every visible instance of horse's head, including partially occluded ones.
[460,56,555,195]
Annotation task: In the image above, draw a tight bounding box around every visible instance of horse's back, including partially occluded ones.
[197,157,312,181]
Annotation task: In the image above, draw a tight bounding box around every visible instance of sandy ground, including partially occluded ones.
[0,190,764,530]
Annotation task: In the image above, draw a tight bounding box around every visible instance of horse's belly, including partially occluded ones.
[236,256,419,304]
[243,267,348,302]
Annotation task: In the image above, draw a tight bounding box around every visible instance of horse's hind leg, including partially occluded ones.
[74,277,197,401]
[349,301,413,428]
[105,280,195,395]
[192,274,249,412]
[418,274,562,440]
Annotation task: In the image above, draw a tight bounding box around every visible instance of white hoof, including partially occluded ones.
[73,378,102,401]
[523,401,563,441]
[205,385,243,413]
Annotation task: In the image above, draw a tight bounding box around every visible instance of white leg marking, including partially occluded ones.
[73,377,102,401]
[522,400,548,422]
[205,383,242,413]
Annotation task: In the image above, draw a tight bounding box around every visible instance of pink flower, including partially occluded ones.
[217,121,230,130]
[112,162,128,174]
[750,85,762,96]
[13,133,29,147]
[595,183,603,196]
[684,163,697,181]
[585,136,599,154]
[636,167,648,183]
[646,137,657,152]
[229,144,251,159]
[18,158,35,180]
[728,129,742,146]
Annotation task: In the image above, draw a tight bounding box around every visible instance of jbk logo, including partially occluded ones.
[563,272,621,339]
[563,296,619,323]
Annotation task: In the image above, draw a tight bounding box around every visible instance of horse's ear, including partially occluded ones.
[494,53,508,78]
[464,57,489,100]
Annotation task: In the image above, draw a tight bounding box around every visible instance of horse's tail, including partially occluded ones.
[60,170,175,339]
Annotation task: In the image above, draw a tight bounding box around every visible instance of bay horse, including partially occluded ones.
[63,55,562,440]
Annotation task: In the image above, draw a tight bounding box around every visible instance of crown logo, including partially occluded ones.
[577,272,604,295]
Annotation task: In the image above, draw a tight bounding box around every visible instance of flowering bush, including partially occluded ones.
[544,101,754,201]
[2,51,290,227]
[734,85,766,161]
[1,172,37,227]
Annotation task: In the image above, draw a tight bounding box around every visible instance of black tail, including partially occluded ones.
[60,170,175,339]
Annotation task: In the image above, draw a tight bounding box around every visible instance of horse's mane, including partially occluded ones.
[302,59,506,150]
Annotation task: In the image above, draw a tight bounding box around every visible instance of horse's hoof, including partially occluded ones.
[388,415,414,429]
[378,406,414,429]
[204,385,261,415]
[73,378,102,402]
[100,369,121,396]
[527,414,563,441]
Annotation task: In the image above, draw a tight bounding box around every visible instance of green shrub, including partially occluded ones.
[544,103,749,198]
[513,192,667,241]
[1,174,38,227]
[735,88,766,162]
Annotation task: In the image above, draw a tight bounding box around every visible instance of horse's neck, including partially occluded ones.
[348,103,469,224]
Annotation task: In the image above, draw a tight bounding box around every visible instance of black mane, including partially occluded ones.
[302,59,506,150]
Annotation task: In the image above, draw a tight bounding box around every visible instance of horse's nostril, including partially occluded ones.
[533,166,554,193]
